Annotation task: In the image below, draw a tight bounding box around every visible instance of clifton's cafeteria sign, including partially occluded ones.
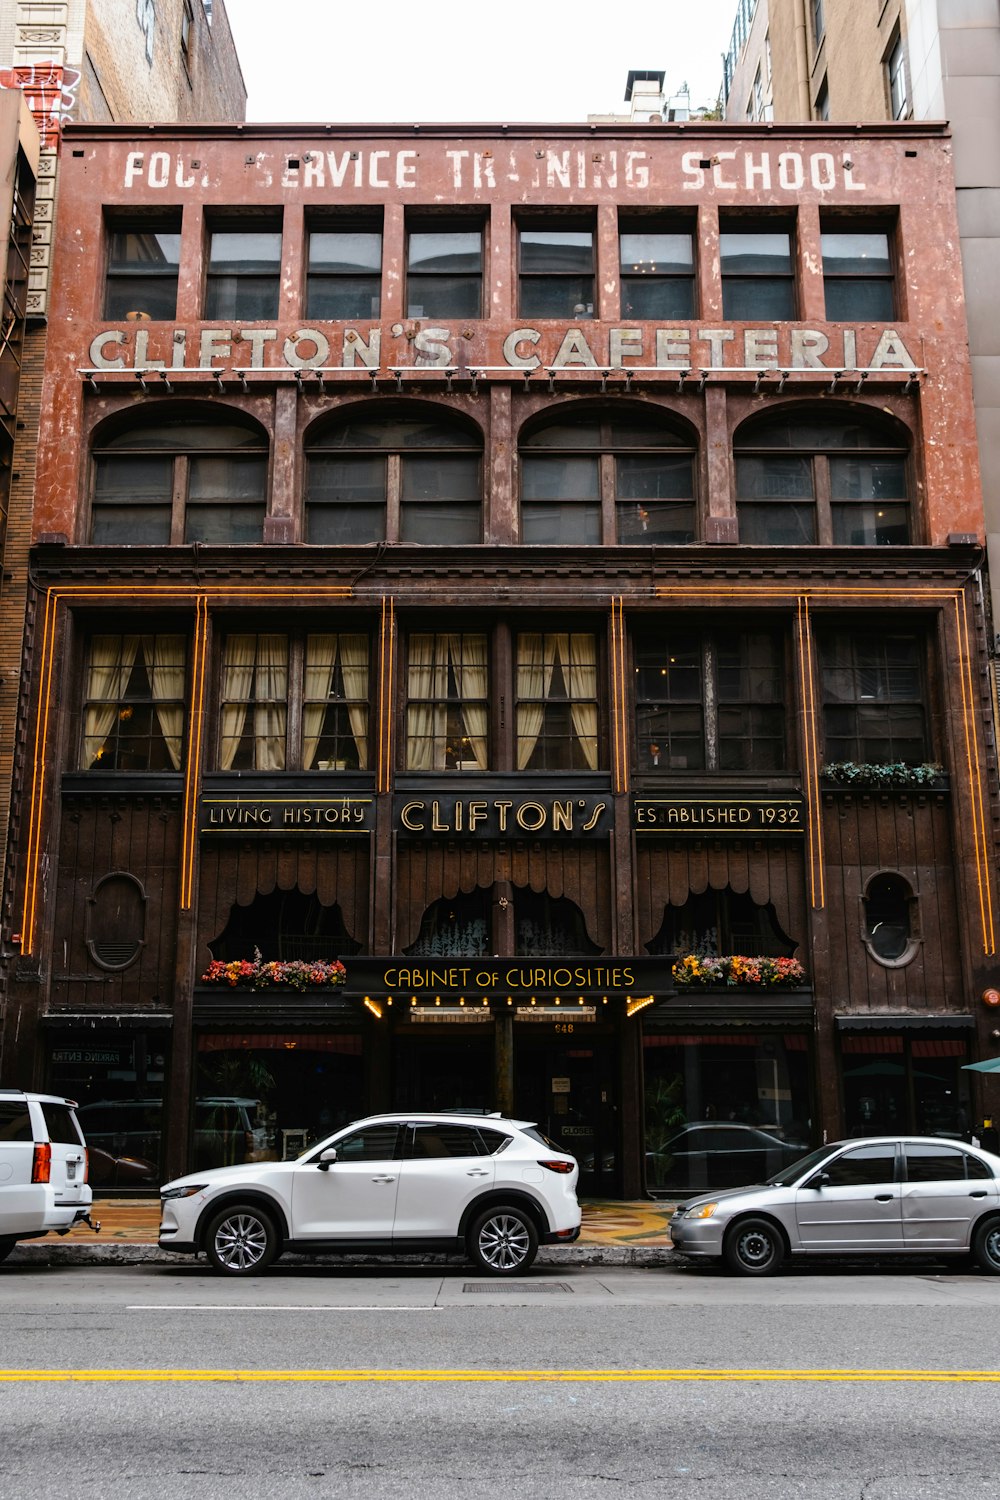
[395,794,611,837]
[86,324,917,375]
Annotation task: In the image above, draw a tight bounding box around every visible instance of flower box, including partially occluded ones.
[201,949,346,993]
[672,954,806,989]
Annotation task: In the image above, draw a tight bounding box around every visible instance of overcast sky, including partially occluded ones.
[223,0,738,123]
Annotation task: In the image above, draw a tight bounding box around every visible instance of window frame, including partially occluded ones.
[79,629,189,773]
[204,217,283,321]
[306,216,383,321]
[405,218,485,320]
[618,217,696,321]
[820,218,898,321]
[719,216,797,320]
[887,32,908,120]
[519,411,697,547]
[818,627,931,766]
[103,217,182,321]
[517,216,597,321]
[215,624,374,775]
[861,872,920,969]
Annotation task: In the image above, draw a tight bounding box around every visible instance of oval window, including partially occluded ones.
[864,874,914,963]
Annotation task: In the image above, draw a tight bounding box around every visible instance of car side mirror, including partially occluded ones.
[317,1148,338,1172]
[805,1171,830,1189]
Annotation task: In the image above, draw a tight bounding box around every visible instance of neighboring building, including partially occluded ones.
[1,118,996,1198]
[723,1,1000,819]
[0,0,245,1072]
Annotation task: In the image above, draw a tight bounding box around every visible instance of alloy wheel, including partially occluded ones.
[477,1213,532,1271]
[212,1212,270,1272]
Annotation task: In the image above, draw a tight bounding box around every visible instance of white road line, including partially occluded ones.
[126,1304,444,1312]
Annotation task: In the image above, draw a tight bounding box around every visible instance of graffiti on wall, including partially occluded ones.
[0,63,81,149]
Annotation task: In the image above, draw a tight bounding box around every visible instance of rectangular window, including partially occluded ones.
[406,226,482,318]
[520,452,601,544]
[822,228,894,320]
[619,226,694,319]
[306,454,386,545]
[205,225,282,320]
[219,633,288,771]
[635,630,786,773]
[81,634,187,772]
[811,0,824,45]
[400,454,481,544]
[91,454,174,544]
[615,451,695,544]
[105,225,181,320]
[820,632,927,764]
[181,0,194,59]
[303,634,369,771]
[829,455,908,544]
[307,227,382,319]
[720,222,795,319]
[736,454,817,544]
[405,633,490,771]
[516,632,599,771]
[888,33,908,120]
[185,455,267,544]
[519,225,594,319]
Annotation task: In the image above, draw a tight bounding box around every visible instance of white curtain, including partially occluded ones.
[567,633,599,770]
[516,633,558,769]
[145,635,185,771]
[219,635,256,771]
[449,633,488,769]
[83,635,139,768]
[339,634,370,769]
[254,634,287,770]
[406,634,448,770]
[303,634,337,770]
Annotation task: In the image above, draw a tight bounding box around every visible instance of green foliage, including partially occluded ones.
[820,761,946,788]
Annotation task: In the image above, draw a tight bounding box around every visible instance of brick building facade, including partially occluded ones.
[2,117,997,1196]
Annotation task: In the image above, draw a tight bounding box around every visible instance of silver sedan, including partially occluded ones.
[669,1135,1000,1276]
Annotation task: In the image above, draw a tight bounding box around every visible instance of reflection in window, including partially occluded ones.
[635,629,786,772]
[405,633,489,771]
[91,415,268,544]
[519,226,595,318]
[520,413,695,545]
[515,890,601,956]
[205,227,282,319]
[306,413,482,544]
[516,632,599,771]
[820,631,927,764]
[406,227,482,318]
[619,228,694,318]
[105,226,181,320]
[735,410,910,545]
[822,229,894,320]
[81,634,186,771]
[720,225,795,319]
[219,633,288,771]
[307,228,382,319]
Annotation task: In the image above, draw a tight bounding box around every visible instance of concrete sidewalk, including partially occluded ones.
[7,1196,677,1267]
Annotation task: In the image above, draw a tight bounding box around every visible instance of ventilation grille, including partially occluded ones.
[462,1281,573,1294]
[93,942,140,967]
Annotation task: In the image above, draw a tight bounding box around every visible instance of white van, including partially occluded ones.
[0,1089,95,1260]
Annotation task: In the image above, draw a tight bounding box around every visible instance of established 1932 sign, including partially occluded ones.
[633,793,805,834]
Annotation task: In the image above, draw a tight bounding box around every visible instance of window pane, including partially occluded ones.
[738,503,817,544]
[408,231,481,273]
[109,230,181,273]
[316,417,475,450]
[307,505,385,544]
[521,503,601,544]
[824,279,895,320]
[617,454,693,501]
[209,231,282,272]
[307,275,381,319]
[309,231,382,273]
[219,634,287,771]
[520,230,593,272]
[831,502,909,545]
[401,504,481,544]
[304,633,369,772]
[829,457,906,501]
[409,1124,482,1158]
[205,276,280,320]
[821,233,891,276]
[105,230,180,318]
[620,233,693,274]
[405,633,489,771]
[522,455,599,501]
[823,1144,896,1187]
[722,278,795,319]
[617,502,695,544]
[519,277,594,318]
[335,1125,399,1162]
[620,277,694,319]
[105,277,179,320]
[82,634,186,771]
[720,232,792,274]
[903,1145,966,1183]
[402,455,479,502]
[407,275,481,318]
[308,455,385,503]
[516,633,598,770]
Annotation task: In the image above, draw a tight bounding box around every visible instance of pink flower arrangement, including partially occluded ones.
[672,954,805,989]
[201,948,347,992]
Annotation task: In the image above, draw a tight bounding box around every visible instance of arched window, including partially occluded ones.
[520,410,696,545]
[305,410,482,544]
[91,411,268,545]
[647,888,796,959]
[863,873,917,965]
[734,409,910,545]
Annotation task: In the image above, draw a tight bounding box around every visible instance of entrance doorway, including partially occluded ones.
[514,1031,619,1197]
[392,1032,494,1114]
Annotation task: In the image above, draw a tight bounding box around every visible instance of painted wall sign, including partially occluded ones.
[633,793,805,834]
[86,323,918,376]
[394,793,612,838]
[200,794,374,834]
[118,144,874,197]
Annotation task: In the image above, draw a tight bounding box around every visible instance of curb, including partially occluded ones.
[6,1241,678,1269]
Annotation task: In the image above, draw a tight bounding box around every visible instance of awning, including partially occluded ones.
[40,1012,172,1029]
[835,1014,974,1031]
[962,1057,1000,1073]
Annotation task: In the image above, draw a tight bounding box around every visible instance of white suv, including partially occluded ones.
[159,1112,581,1276]
[0,1089,94,1261]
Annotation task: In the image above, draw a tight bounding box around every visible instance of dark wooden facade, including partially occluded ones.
[2,119,998,1196]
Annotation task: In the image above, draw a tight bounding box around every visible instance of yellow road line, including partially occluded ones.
[0,1368,999,1384]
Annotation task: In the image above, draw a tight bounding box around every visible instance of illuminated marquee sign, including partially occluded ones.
[342,956,672,1009]
[633,794,805,834]
[395,794,612,838]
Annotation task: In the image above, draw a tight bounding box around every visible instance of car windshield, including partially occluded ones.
[765,1144,835,1186]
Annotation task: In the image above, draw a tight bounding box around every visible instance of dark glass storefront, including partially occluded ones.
[46,1025,168,1187]
[839,1032,972,1139]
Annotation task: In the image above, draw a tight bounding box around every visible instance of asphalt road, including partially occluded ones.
[1,1260,998,1499]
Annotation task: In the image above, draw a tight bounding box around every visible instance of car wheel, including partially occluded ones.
[723,1216,785,1277]
[0,1237,16,1264]
[972,1218,1000,1275]
[468,1205,539,1275]
[204,1204,280,1276]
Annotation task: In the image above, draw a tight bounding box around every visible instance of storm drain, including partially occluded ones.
[462,1281,573,1293]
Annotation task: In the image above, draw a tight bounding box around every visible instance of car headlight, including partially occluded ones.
[160,1184,208,1201]
[687,1202,719,1219]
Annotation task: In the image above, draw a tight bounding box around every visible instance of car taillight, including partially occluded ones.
[538,1159,575,1174]
[82,1147,89,1184]
[31,1142,51,1184]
